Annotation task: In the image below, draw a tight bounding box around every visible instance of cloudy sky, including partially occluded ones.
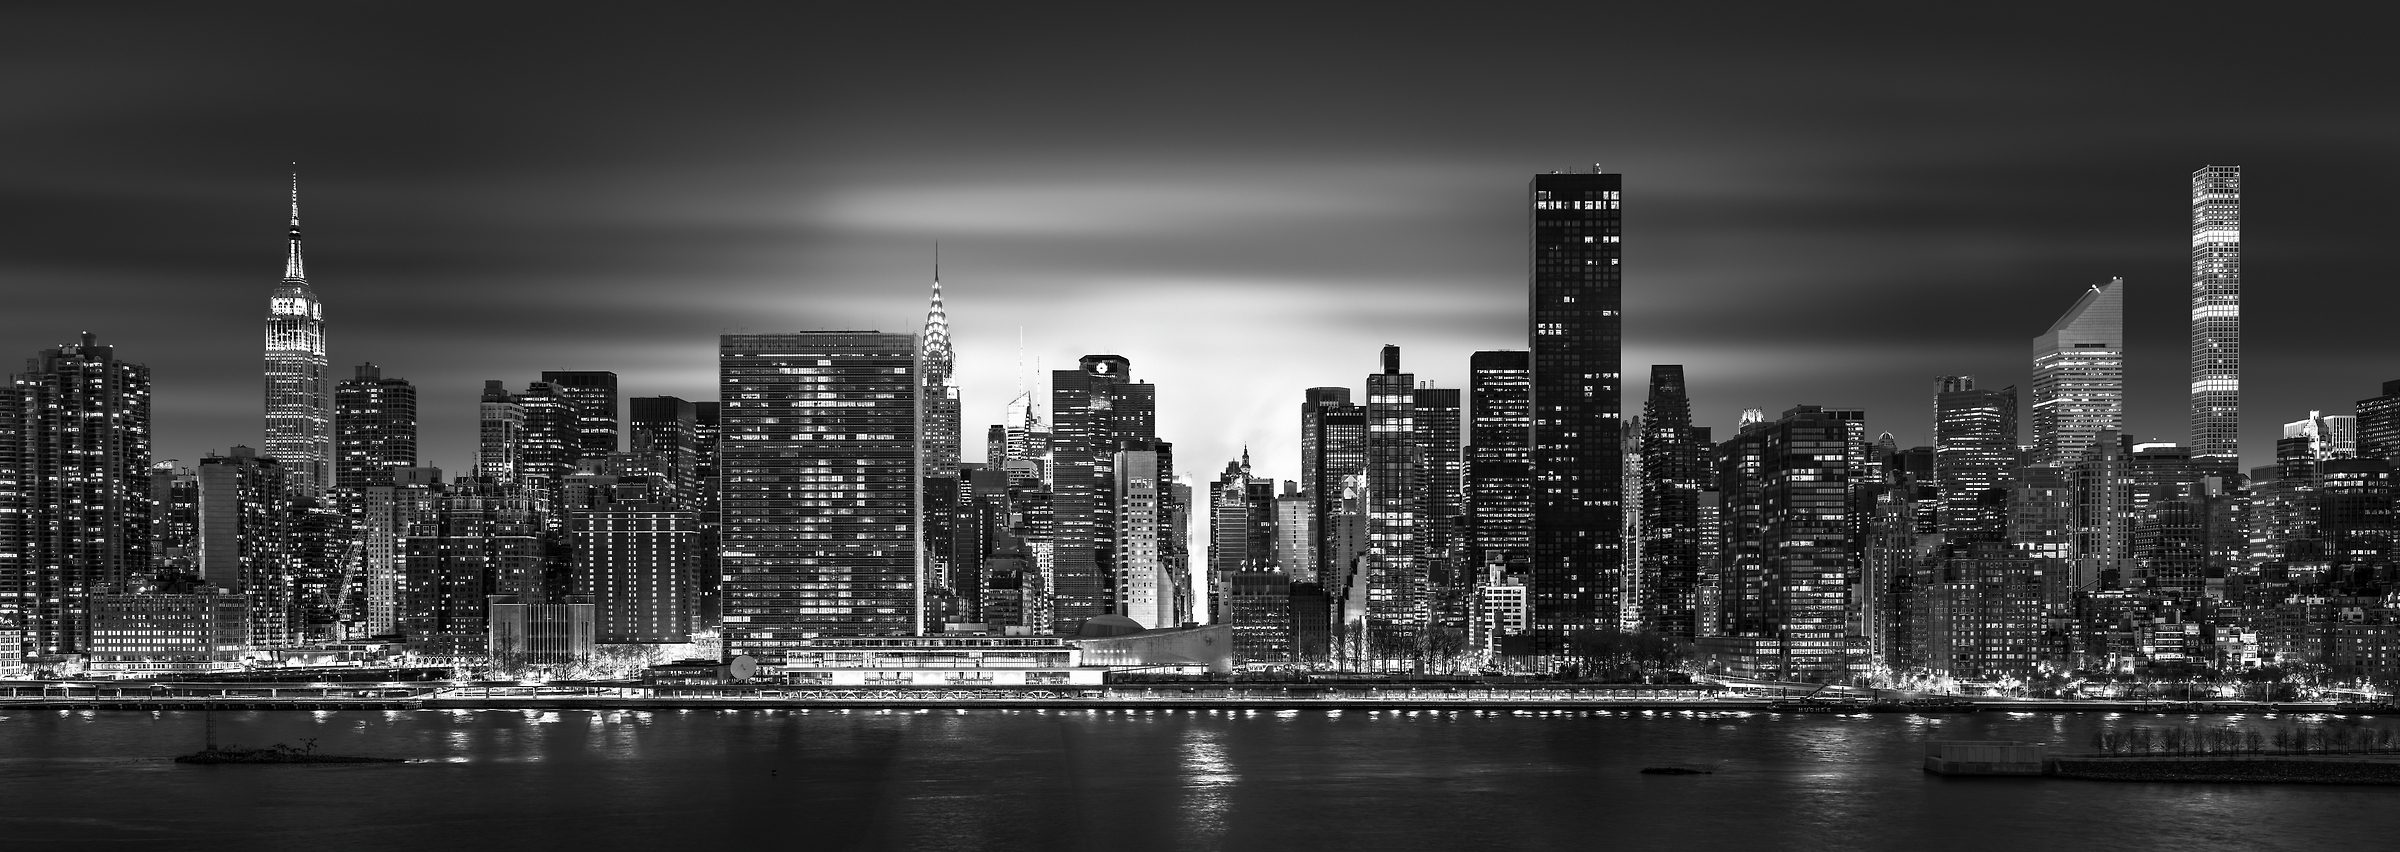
[5,4,2396,483]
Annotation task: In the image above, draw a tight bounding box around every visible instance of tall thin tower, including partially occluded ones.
[920,257,961,477]
[2189,166,2241,469]
[1528,169,1623,656]
[265,174,332,496]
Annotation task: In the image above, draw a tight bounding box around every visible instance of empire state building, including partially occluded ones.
[265,176,331,495]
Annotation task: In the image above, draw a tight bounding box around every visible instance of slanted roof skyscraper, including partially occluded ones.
[2031,278,2124,466]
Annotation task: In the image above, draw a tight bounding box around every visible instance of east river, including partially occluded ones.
[3,707,2395,850]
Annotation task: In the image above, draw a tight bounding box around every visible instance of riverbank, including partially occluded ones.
[0,693,2364,714]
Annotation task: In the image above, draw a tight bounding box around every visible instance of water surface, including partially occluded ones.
[3,707,2392,850]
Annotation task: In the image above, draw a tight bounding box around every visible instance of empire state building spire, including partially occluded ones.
[919,248,962,477]
[266,172,332,495]
[284,172,305,281]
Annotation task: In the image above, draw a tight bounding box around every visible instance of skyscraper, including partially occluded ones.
[333,363,417,489]
[1303,389,1367,584]
[265,177,332,496]
[1048,355,1153,632]
[2190,165,2242,469]
[1703,406,1863,683]
[1934,376,2018,548]
[539,371,620,461]
[476,381,525,484]
[5,334,154,660]
[919,269,962,479]
[198,447,290,646]
[1468,350,1533,570]
[2358,380,2400,464]
[2031,279,2124,467]
[1638,365,1706,638]
[1529,170,1624,655]
[629,396,700,507]
[1364,346,1424,635]
[719,332,919,666]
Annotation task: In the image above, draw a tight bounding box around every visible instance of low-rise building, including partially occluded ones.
[86,590,249,674]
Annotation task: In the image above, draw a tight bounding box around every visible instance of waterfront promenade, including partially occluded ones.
[0,679,2366,714]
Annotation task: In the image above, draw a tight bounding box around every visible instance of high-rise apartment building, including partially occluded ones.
[265,178,332,496]
[1415,386,1463,560]
[1528,170,1624,655]
[1364,346,1424,634]
[2190,165,2242,469]
[477,381,525,484]
[718,332,919,666]
[4,335,154,659]
[334,363,417,489]
[197,447,290,646]
[2031,279,2124,467]
[1935,376,2019,548]
[1638,365,1707,638]
[1468,350,1533,570]
[1703,406,1865,682]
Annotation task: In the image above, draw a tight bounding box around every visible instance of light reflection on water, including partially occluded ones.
[7,709,2389,849]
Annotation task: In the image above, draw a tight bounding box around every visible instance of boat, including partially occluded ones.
[1639,765,1714,775]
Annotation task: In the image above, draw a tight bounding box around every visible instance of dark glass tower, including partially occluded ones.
[540,371,620,461]
[1528,171,1624,655]
[1364,345,1423,633]
[718,332,919,666]
[1048,355,1154,633]
[333,363,417,489]
[1304,390,1367,584]
[1638,365,1705,638]
[1468,350,1533,570]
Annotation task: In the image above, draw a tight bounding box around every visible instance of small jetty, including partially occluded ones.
[175,712,401,765]
[175,745,402,765]
[1639,765,1714,775]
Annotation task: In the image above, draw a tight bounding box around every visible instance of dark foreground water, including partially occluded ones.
[3,706,2396,851]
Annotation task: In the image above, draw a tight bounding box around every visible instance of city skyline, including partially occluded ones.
[5,7,2396,488]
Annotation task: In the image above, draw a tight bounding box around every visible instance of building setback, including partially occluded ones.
[1528,170,1625,655]
[265,177,331,496]
[719,332,919,666]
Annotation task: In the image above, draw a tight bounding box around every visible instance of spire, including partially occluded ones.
[923,245,949,358]
[284,170,305,281]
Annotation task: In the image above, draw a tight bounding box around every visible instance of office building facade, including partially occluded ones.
[2031,279,2124,467]
[1528,170,1624,654]
[719,332,919,665]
